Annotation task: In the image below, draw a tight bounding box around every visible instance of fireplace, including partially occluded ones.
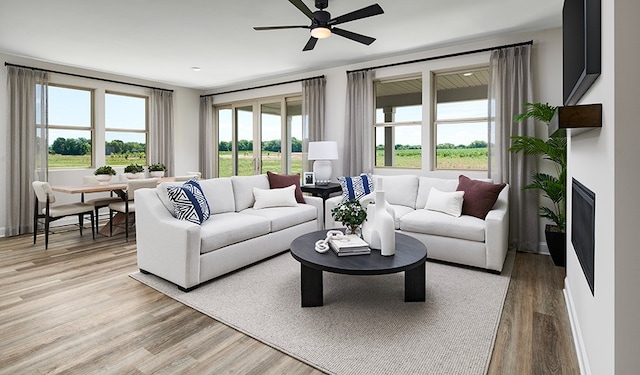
[572,178,595,295]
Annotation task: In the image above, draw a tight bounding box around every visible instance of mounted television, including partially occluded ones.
[562,0,601,105]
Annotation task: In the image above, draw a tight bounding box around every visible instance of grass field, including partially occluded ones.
[49,148,488,172]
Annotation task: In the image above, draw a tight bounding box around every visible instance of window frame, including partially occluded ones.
[104,90,149,166]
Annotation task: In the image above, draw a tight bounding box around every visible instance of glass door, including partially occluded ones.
[235,105,255,176]
[260,102,282,174]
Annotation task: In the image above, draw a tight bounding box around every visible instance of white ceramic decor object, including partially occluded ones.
[363,178,396,255]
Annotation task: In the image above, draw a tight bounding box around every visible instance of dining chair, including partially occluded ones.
[32,181,95,249]
[81,175,122,234]
[108,178,157,241]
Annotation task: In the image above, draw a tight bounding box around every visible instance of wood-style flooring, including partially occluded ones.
[0,224,579,374]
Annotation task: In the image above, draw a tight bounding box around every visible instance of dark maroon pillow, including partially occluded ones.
[266,171,305,203]
[456,175,506,219]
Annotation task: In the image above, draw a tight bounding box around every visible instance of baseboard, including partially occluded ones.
[0,227,5,237]
[538,241,550,255]
[563,279,590,375]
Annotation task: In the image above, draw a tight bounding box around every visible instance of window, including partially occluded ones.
[46,85,93,168]
[104,92,147,167]
[374,77,422,169]
[215,96,302,178]
[434,69,489,170]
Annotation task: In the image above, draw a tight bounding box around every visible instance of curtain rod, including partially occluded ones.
[201,75,325,98]
[4,62,174,92]
[346,40,534,74]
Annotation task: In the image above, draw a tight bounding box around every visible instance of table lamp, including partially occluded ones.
[307,141,338,185]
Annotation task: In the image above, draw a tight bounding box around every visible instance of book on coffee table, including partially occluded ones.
[329,234,371,256]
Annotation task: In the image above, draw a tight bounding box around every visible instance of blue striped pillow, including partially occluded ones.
[166,179,211,225]
[337,174,374,203]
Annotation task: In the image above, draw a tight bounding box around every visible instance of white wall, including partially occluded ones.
[0,53,200,234]
[564,0,640,373]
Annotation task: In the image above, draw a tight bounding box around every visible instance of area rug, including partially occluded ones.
[130,251,514,375]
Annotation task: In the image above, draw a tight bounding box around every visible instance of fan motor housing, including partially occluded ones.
[315,0,329,10]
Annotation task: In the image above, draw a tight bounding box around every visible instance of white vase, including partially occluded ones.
[362,178,396,255]
[125,172,141,179]
[150,171,165,178]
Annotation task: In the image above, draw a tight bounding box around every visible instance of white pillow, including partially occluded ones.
[253,185,298,209]
[425,187,465,217]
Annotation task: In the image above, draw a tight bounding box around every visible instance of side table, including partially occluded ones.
[301,183,342,228]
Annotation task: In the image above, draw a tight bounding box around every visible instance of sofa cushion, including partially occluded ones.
[456,175,506,219]
[425,187,465,217]
[379,175,419,208]
[231,174,270,211]
[253,185,298,209]
[198,177,235,214]
[166,179,211,225]
[416,177,459,209]
[267,171,304,203]
[199,212,271,254]
[338,173,374,202]
[388,204,414,230]
[399,209,486,242]
[240,204,317,232]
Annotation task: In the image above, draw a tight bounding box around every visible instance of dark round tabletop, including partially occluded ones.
[290,229,428,275]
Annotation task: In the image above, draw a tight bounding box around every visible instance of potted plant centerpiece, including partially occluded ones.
[149,163,167,178]
[124,163,144,179]
[94,165,116,184]
[331,199,367,236]
[509,102,567,266]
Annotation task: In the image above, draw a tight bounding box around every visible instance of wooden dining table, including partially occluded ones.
[51,177,175,236]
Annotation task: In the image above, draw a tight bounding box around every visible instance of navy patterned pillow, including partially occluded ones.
[337,173,374,203]
[166,179,211,225]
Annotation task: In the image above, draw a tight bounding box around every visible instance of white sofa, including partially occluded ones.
[325,175,510,272]
[135,174,323,291]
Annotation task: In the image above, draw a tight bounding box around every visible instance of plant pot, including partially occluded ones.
[150,171,165,178]
[545,224,566,267]
[95,174,112,185]
[125,172,141,179]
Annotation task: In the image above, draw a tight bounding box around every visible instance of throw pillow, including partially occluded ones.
[456,175,506,219]
[266,171,305,203]
[425,187,465,217]
[166,179,211,225]
[253,185,298,209]
[337,173,374,203]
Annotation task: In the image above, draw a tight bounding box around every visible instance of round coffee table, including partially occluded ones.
[290,230,427,307]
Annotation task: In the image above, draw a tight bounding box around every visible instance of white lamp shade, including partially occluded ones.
[307,141,338,160]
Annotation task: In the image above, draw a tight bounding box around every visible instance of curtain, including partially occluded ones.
[301,77,326,172]
[6,66,49,236]
[343,70,374,176]
[148,89,174,175]
[488,45,538,252]
[198,96,215,179]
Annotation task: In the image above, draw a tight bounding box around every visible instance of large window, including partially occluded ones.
[374,77,422,169]
[105,93,148,166]
[434,69,489,170]
[46,85,93,168]
[215,96,302,178]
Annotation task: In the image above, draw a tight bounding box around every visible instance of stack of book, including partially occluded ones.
[329,234,371,256]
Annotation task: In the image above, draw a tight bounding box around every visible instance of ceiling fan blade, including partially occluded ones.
[289,0,315,20]
[303,37,318,51]
[329,4,384,26]
[254,25,308,31]
[332,27,376,45]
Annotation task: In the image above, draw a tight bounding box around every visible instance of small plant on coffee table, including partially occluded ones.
[331,199,367,235]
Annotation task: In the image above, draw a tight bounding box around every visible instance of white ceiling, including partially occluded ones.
[0,0,562,90]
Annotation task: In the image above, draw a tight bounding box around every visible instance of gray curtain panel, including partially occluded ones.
[149,89,174,175]
[488,45,539,252]
[198,96,215,179]
[302,76,326,172]
[6,66,49,236]
[343,70,374,176]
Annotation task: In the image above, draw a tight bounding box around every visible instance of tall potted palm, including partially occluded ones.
[509,102,566,266]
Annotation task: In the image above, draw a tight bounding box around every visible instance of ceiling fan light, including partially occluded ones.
[310,27,331,39]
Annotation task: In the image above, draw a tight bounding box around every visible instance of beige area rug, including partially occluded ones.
[130,251,514,375]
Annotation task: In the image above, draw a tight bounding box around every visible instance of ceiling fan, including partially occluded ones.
[253,0,384,51]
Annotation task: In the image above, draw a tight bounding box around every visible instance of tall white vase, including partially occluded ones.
[362,178,396,256]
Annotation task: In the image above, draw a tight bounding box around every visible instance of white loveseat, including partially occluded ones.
[325,175,510,272]
[135,174,323,291]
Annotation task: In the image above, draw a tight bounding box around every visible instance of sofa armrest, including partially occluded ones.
[324,195,343,229]
[303,195,324,230]
[484,184,510,272]
[135,188,203,289]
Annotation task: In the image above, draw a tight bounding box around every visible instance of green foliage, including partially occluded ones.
[331,199,367,232]
[149,163,166,172]
[124,163,144,173]
[509,102,566,231]
[94,165,116,176]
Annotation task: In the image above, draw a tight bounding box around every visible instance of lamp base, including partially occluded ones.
[313,160,332,185]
